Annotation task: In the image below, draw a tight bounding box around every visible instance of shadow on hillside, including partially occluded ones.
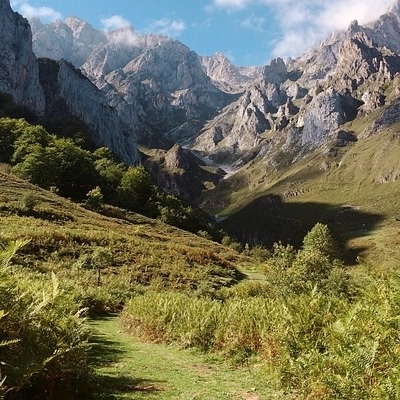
[219,195,384,265]
[86,317,165,399]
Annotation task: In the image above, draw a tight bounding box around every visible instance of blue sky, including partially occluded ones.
[10,0,393,66]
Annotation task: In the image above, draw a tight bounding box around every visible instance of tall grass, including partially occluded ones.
[121,268,400,399]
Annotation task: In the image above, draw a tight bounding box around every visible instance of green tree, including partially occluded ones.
[93,148,126,200]
[291,223,348,295]
[0,118,35,163]
[11,124,51,164]
[302,222,338,261]
[14,137,98,198]
[117,166,157,214]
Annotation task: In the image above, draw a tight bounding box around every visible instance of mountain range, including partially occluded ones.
[1,0,400,261]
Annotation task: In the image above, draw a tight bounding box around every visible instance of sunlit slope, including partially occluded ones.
[205,122,400,266]
[0,171,243,292]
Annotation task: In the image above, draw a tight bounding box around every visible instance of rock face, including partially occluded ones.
[38,59,139,165]
[144,144,224,200]
[300,88,346,147]
[0,0,44,114]
[0,0,140,165]
[32,19,234,148]
[200,52,262,93]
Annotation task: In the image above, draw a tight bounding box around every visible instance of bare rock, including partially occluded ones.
[0,0,44,114]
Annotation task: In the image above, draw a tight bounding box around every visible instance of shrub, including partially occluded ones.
[20,192,39,214]
[86,186,104,211]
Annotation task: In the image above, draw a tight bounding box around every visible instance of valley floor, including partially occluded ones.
[89,317,281,400]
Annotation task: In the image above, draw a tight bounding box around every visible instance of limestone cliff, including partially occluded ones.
[0,0,44,114]
[38,58,140,165]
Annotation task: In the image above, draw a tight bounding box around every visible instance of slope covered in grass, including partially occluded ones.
[0,171,244,312]
[205,121,400,266]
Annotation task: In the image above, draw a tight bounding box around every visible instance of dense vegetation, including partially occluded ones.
[0,240,90,399]
[122,224,400,399]
[1,115,400,399]
[0,117,221,239]
[0,169,242,398]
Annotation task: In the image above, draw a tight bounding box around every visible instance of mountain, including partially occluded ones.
[200,52,262,93]
[31,18,235,149]
[0,0,44,114]
[0,0,140,165]
[3,0,400,265]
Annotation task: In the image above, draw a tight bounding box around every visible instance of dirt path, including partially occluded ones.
[89,317,280,400]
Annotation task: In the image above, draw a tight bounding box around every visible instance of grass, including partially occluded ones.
[0,171,245,313]
[89,316,281,400]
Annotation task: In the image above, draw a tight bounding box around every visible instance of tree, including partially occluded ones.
[117,166,157,214]
[291,223,346,293]
[11,124,51,164]
[302,223,338,261]
[13,137,98,198]
[0,118,36,163]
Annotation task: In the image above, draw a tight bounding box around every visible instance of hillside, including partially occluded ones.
[207,103,400,266]
[0,170,243,300]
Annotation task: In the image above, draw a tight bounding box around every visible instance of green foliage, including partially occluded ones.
[117,165,157,215]
[0,239,90,399]
[86,186,104,211]
[0,118,33,163]
[0,118,223,238]
[20,192,39,214]
[122,267,400,399]
[302,222,338,260]
[262,224,352,297]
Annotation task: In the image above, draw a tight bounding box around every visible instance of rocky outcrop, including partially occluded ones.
[144,144,224,200]
[299,88,346,147]
[0,0,44,114]
[263,58,288,85]
[361,97,400,137]
[200,52,261,92]
[38,58,140,165]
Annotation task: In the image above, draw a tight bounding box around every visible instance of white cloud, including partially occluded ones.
[101,16,144,47]
[241,16,265,32]
[209,0,393,59]
[101,15,131,31]
[269,0,392,58]
[145,19,186,37]
[213,0,250,8]
[12,2,62,23]
[108,29,144,48]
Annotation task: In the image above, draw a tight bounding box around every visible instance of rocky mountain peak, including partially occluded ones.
[165,144,191,170]
[388,0,400,14]
[200,52,261,93]
[263,58,287,85]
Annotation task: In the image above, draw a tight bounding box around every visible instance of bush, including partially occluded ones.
[86,186,104,211]
[261,224,352,297]
[20,192,39,214]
